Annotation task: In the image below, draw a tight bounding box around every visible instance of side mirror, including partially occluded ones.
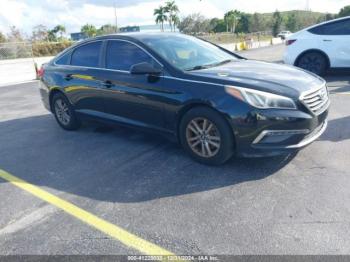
[130,62,162,75]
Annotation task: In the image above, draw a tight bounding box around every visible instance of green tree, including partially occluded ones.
[286,13,297,32]
[338,5,350,18]
[81,24,97,38]
[53,25,66,39]
[32,24,48,42]
[209,18,226,32]
[236,13,251,33]
[165,1,179,32]
[250,13,263,32]
[272,10,283,37]
[178,13,210,34]
[97,24,117,35]
[324,13,335,21]
[154,6,167,31]
[7,26,23,42]
[47,30,57,42]
[224,10,242,33]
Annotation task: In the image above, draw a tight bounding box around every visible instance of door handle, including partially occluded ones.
[102,80,113,88]
[323,39,332,42]
[64,74,73,81]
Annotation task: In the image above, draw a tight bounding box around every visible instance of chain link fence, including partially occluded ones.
[0,42,33,60]
[197,31,273,45]
[0,41,73,85]
[0,41,73,61]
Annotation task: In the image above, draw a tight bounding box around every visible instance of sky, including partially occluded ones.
[0,0,349,36]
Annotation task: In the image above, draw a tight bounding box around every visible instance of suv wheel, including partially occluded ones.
[52,93,80,130]
[180,107,234,165]
[297,52,327,76]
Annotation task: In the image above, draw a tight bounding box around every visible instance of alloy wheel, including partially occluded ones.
[186,117,221,158]
[54,98,71,126]
[298,54,323,74]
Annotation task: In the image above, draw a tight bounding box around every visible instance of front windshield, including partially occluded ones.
[142,34,237,71]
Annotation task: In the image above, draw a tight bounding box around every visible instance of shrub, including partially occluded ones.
[32,41,73,57]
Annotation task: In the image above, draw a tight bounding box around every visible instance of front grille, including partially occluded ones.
[300,85,329,115]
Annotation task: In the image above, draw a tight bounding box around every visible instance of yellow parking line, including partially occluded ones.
[330,92,350,95]
[0,169,174,256]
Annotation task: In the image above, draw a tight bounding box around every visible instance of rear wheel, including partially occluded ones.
[52,93,80,130]
[296,52,327,76]
[180,107,234,165]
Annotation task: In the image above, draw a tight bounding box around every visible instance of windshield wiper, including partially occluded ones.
[185,65,211,71]
[185,59,234,71]
[211,59,234,67]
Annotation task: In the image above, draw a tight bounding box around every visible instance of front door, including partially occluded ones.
[97,40,169,131]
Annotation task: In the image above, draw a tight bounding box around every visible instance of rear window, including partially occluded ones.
[71,41,102,67]
[55,52,71,65]
[308,19,350,35]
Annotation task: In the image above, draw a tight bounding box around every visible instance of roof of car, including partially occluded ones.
[75,32,190,45]
[95,32,185,40]
[303,15,350,31]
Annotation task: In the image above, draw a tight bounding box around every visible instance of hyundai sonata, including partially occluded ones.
[39,33,329,165]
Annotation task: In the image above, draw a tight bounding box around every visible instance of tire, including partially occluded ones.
[52,93,80,131]
[179,107,234,165]
[296,52,327,76]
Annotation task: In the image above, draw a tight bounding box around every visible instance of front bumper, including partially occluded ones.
[252,120,327,149]
[231,106,329,157]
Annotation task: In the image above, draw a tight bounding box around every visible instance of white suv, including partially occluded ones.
[283,16,350,75]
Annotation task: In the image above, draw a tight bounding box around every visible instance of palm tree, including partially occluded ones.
[81,24,97,38]
[171,14,180,31]
[154,6,167,32]
[165,1,179,32]
[224,10,241,33]
[53,25,66,39]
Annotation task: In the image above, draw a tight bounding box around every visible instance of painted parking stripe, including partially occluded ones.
[0,169,174,256]
[329,91,350,95]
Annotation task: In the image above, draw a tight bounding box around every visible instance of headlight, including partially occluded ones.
[225,85,297,109]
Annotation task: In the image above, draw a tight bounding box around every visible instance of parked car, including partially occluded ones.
[283,16,350,75]
[277,31,292,40]
[39,33,329,165]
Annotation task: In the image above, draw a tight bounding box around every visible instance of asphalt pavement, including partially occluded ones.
[0,46,350,256]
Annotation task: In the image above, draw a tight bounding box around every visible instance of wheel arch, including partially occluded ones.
[294,49,331,69]
[176,102,236,146]
[48,88,66,112]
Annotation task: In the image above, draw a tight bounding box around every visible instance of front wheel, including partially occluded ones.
[180,107,234,165]
[52,93,80,131]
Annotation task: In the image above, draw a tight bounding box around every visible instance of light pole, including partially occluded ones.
[114,1,118,32]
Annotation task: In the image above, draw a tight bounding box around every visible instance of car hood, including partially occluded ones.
[188,60,325,98]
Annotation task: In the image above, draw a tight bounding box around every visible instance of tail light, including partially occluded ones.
[37,65,45,78]
[286,39,297,46]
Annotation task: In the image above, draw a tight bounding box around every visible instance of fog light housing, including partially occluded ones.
[253,129,309,144]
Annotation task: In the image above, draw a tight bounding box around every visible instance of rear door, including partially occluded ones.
[60,40,106,113]
[309,18,350,68]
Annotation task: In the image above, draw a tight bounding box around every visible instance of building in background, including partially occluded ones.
[119,26,140,33]
[70,32,87,41]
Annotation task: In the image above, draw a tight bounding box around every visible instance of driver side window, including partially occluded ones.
[106,40,155,71]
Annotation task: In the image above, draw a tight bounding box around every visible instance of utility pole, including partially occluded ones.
[114,1,118,33]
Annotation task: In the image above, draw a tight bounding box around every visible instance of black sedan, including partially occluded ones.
[39,33,329,165]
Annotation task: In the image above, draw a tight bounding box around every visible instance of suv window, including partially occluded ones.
[106,40,154,71]
[55,52,71,65]
[308,19,350,35]
[71,41,102,67]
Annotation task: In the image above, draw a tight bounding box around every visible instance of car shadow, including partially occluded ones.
[0,115,296,203]
[320,115,350,143]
